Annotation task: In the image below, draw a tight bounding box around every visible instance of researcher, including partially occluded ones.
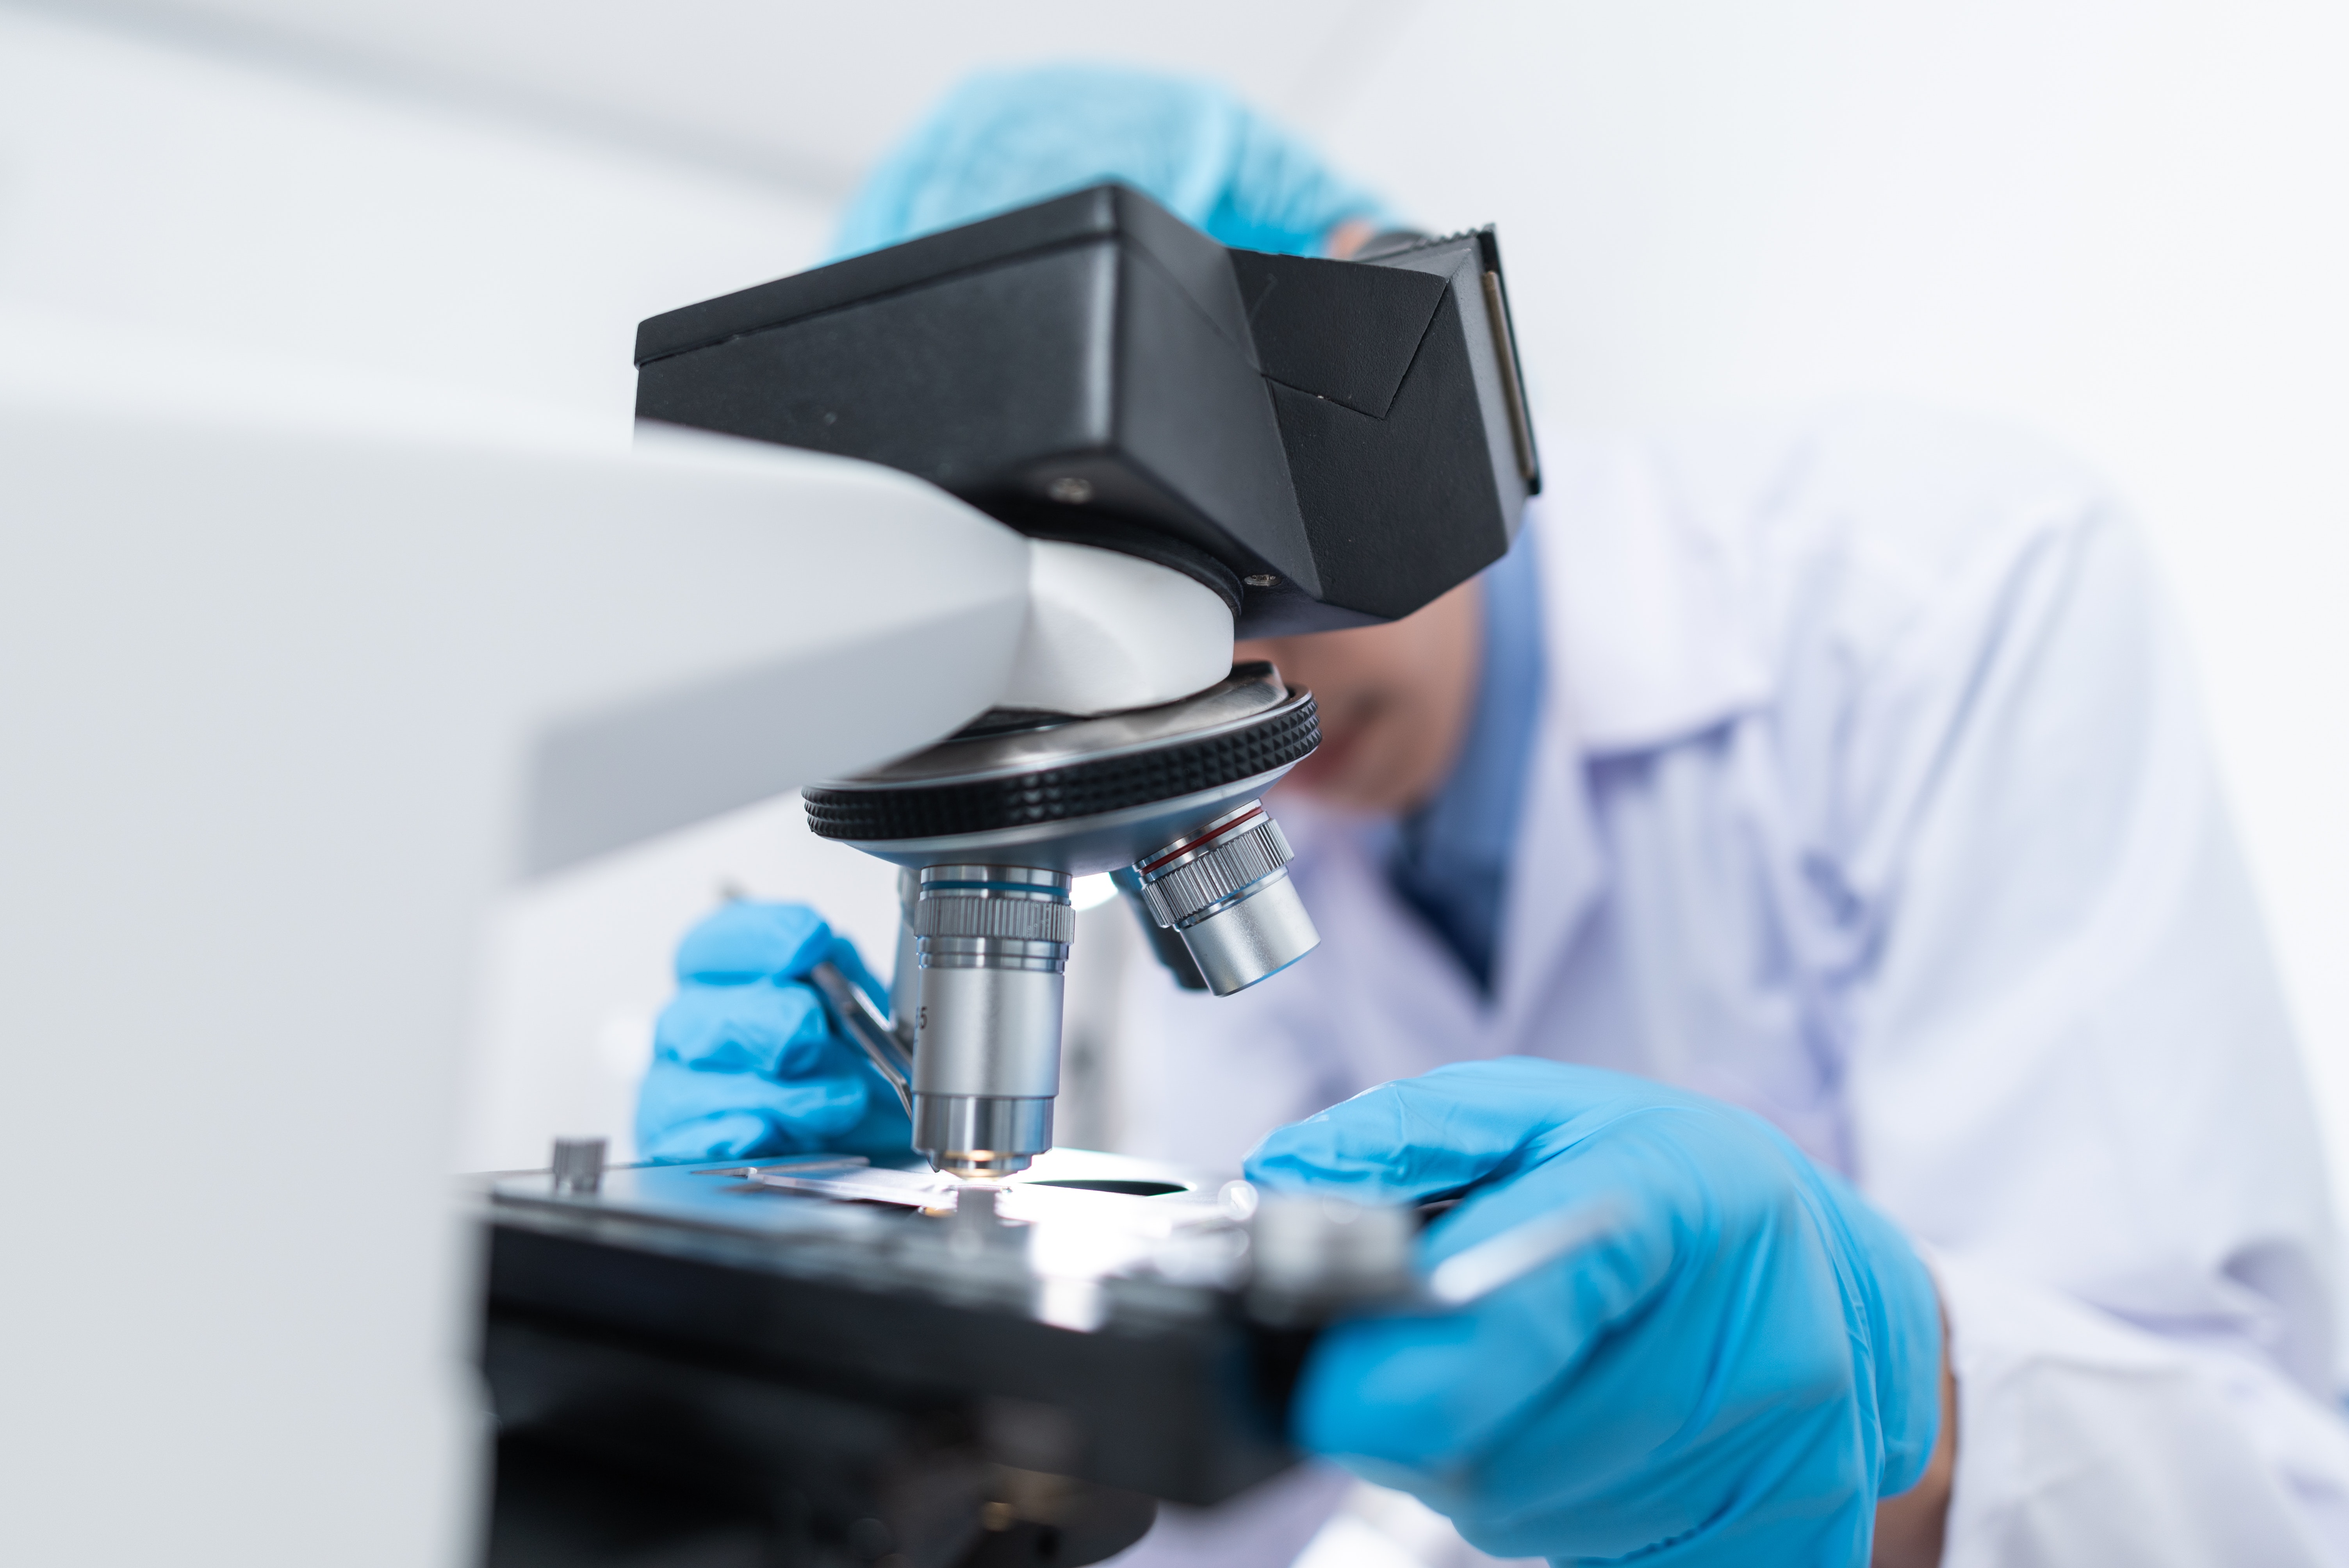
[636,64,2349,1567]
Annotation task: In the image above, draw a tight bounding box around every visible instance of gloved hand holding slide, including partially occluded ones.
[634,901,911,1164]
[1247,1058,1945,1565]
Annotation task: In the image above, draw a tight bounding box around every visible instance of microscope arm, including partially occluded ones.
[0,339,1057,1564]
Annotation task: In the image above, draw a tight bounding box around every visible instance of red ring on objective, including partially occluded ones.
[1137,804,1267,877]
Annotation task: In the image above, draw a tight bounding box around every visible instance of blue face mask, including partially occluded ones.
[832,63,1394,260]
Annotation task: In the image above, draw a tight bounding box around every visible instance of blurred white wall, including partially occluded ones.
[0,3,848,1168]
[9,0,2347,1201]
[0,4,831,424]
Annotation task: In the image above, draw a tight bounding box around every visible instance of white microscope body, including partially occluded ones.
[0,341,1187,1566]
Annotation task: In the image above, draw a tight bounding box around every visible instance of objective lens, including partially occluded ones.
[1132,802,1320,995]
[909,864,1070,1177]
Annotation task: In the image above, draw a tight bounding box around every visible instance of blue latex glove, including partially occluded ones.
[1246,1060,1943,1565]
[834,63,1393,260]
[634,901,912,1164]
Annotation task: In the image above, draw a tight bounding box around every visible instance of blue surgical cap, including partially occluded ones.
[832,64,1393,260]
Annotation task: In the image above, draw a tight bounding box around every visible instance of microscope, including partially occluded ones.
[636,181,1540,1179]
[479,184,1540,1566]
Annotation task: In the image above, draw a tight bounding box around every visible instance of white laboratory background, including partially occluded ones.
[7,1,2345,1200]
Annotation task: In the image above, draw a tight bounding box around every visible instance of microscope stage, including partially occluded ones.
[478,1147,1306,1563]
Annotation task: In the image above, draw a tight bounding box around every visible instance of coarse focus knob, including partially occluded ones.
[1244,1190,1419,1322]
[1133,802,1320,996]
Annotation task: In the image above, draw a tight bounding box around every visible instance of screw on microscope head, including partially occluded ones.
[551,1136,606,1196]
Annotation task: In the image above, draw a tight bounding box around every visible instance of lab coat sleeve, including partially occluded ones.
[1928,1249,2349,1564]
[1806,422,2349,1563]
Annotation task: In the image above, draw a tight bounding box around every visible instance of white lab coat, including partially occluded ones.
[1115,404,2349,1564]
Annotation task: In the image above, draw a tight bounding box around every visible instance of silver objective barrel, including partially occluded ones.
[1132,801,1319,995]
[911,864,1072,1178]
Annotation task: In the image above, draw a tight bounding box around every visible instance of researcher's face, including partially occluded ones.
[1236,577,1481,816]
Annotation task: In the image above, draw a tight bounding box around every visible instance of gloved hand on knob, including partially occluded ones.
[634,900,911,1164]
[1246,1058,1946,1566]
